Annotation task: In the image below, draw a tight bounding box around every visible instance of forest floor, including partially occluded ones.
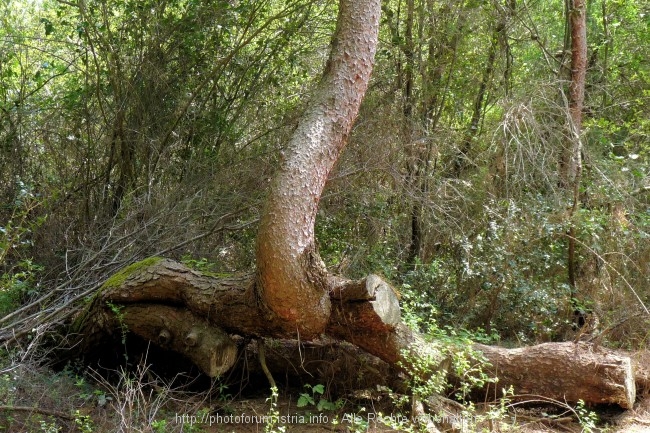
[2,360,650,433]
[181,396,650,433]
[149,397,650,433]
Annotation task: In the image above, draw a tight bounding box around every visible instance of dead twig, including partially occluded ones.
[0,405,73,420]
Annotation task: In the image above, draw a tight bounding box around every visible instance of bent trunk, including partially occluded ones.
[256,0,381,338]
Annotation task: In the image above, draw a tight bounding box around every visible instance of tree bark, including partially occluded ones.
[566,0,587,314]
[476,342,635,408]
[70,258,418,372]
[566,0,586,189]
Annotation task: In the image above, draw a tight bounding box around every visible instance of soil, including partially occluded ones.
[2,363,650,432]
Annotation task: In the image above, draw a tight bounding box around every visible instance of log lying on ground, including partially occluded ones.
[68,258,636,409]
[327,274,429,365]
[476,342,636,409]
[119,305,237,377]
[234,338,399,393]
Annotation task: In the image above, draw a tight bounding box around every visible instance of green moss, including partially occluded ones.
[180,255,233,278]
[101,256,163,290]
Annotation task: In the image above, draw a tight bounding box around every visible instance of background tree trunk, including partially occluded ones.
[566,0,587,316]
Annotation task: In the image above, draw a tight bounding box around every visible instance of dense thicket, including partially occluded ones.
[1,0,648,348]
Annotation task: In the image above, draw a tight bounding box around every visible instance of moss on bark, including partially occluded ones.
[100,257,164,290]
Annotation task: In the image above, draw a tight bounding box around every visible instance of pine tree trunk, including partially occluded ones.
[255,0,381,338]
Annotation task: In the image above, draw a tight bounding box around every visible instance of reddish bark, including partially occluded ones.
[568,0,587,183]
[566,0,587,309]
[256,0,381,338]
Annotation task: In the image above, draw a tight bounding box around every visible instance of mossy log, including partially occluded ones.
[69,258,636,409]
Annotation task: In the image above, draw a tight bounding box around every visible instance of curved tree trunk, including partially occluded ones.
[256,0,381,338]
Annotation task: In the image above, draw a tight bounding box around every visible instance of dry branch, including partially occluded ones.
[0,405,73,420]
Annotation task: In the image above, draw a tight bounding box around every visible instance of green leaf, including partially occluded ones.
[297,394,313,408]
[316,398,338,411]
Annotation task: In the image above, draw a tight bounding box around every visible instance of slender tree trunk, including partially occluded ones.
[567,0,587,311]
[402,0,421,265]
[600,0,611,109]
[502,0,516,97]
[395,0,403,91]
[453,26,498,176]
[422,1,465,128]
[569,0,587,160]
[408,1,466,263]
[403,0,415,120]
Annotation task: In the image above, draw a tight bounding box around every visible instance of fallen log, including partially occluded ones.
[233,338,398,393]
[476,342,636,409]
[65,258,636,409]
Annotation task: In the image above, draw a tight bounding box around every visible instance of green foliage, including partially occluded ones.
[0,182,45,317]
[106,301,129,357]
[576,400,600,433]
[400,347,448,401]
[39,419,62,433]
[296,383,343,412]
[0,372,14,406]
[151,419,167,433]
[400,322,497,404]
[265,386,286,433]
[73,410,94,433]
[393,196,578,342]
[150,419,167,433]
[0,258,42,317]
[181,255,217,273]
[74,374,113,408]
